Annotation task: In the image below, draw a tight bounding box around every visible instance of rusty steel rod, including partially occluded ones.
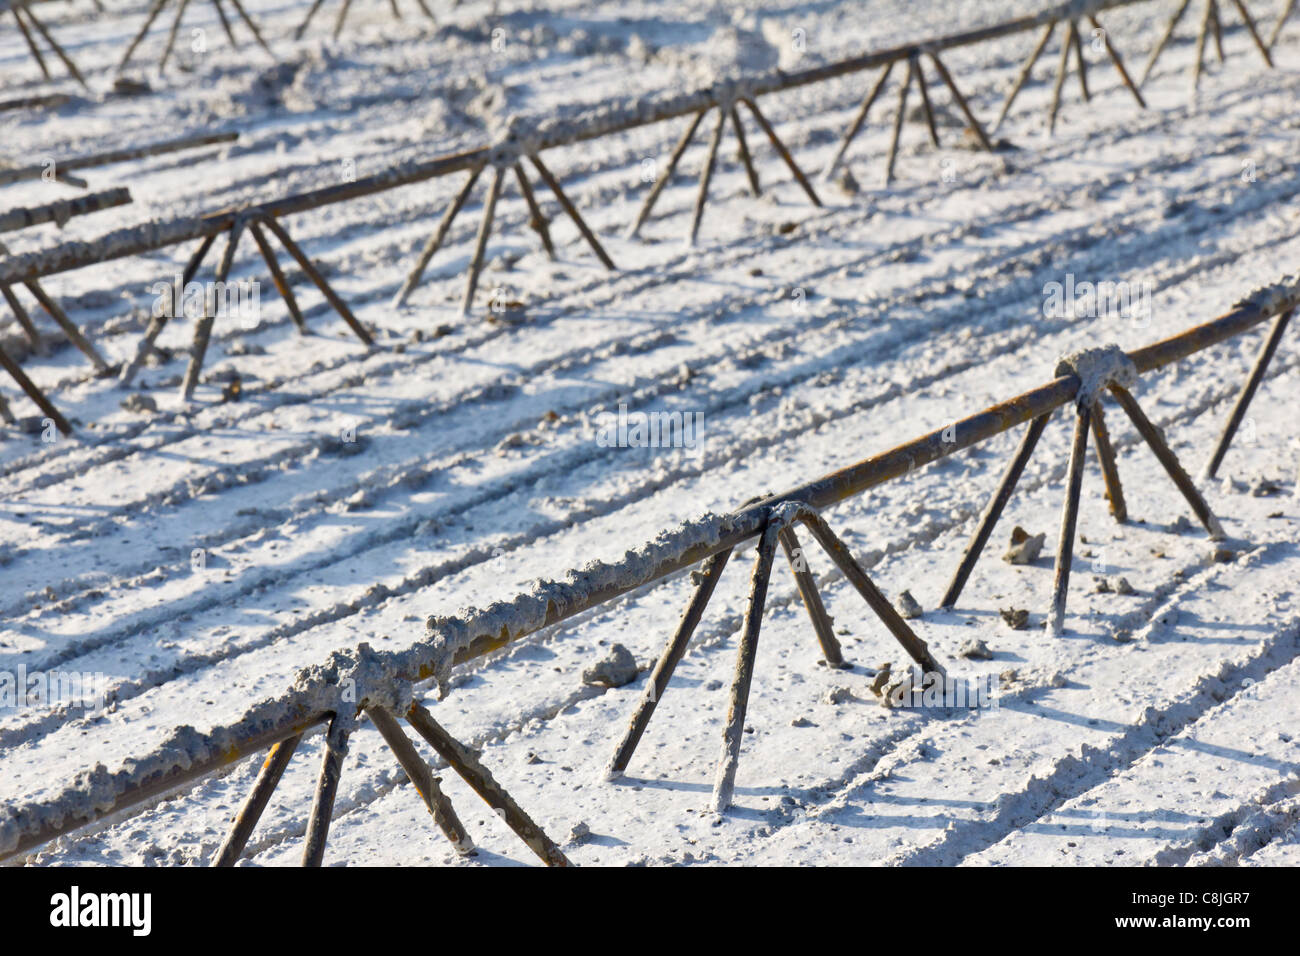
[0,339,72,433]
[1267,0,1296,48]
[179,221,244,401]
[529,154,616,269]
[778,524,845,667]
[0,92,71,112]
[689,108,727,245]
[1,282,47,352]
[119,0,272,72]
[1109,383,1225,538]
[332,0,354,42]
[994,22,1056,132]
[1141,0,1194,85]
[13,8,51,81]
[212,733,302,867]
[367,706,474,855]
[712,521,779,813]
[211,0,237,46]
[605,548,733,778]
[392,162,485,308]
[256,213,374,344]
[914,55,942,148]
[799,509,943,673]
[225,0,273,58]
[301,718,350,867]
[1211,0,1227,61]
[629,109,706,237]
[1230,0,1274,66]
[1090,14,1148,107]
[1202,307,1293,478]
[294,0,327,39]
[159,0,194,74]
[0,147,488,287]
[1049,21,1073,133]
[729,105,762,196]
[18,2,88,88]
[1071,20,1092,102]
[1089,398,1128,522]
[3,711,331,863]
[885,57,913,185]
[513,162,556,260]
[824,59,896,178]
[0,133,240,188]
[0,189,133,234]
[118,231,217,387]
[1046,401,1092,638]
[460,165,504,317]
[412,0,436,24]
[23,280,109,373]
[406,703,570,867]
[941,412,1052,609]
[118,0,169,72]
[1192,0,1215,93]
[927,52,996,153]
[742,98,821,206]
[248,220,308,335]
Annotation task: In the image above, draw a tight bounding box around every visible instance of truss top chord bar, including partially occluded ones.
[0,131,240,187]
[0,92,71,112]
[0,188,133,234]
[0,148,488,287]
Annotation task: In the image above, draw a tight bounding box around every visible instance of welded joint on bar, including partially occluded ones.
[1000,15,1147,136]
[605,498,943,812]
[393,126,616,314]
[631,92,821,244]
[943,345,1225,636]
[826,49,997,187]
[1053,343,1138,409]
[120,205,374,397]
[214,643,565,866]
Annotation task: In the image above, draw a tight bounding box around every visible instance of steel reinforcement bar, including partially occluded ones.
[0,0,1213,289]
[2,270,1295,863]
[0,131,239,188]
[2,0,1275,399]
[0,187,131,235]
